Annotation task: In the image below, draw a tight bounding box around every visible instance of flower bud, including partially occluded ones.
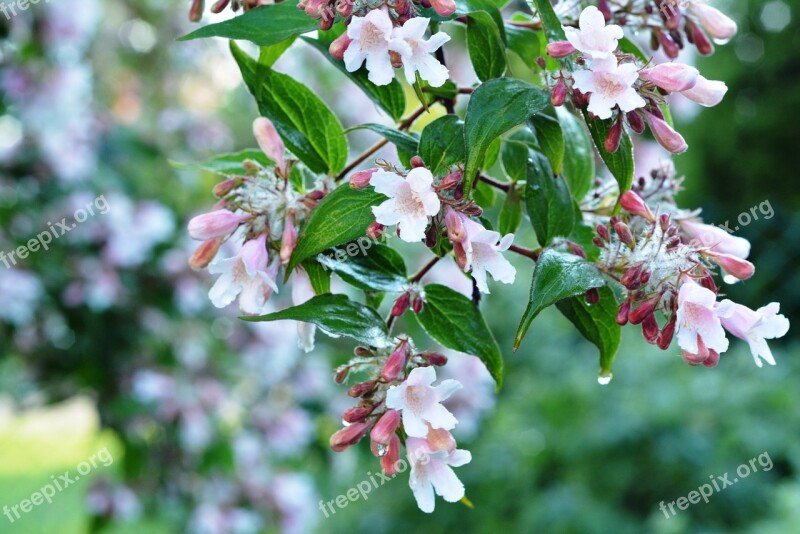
[619,191,654,221]
[391,293,411,317]
[621,263,643,290]
[596,224,610,242]
[659,213,671,232]
[568,242,587,259]
[280,213,297,266]
[189,0,204,22]
[367,221,385,239]
[253,117,287,175]
[626,111,646,134]
[410,155,426,168]
[438,171,463,191]
[642,313,659,344]
[349,168,377,189]
[616,299,631,325]
[690,23,715,55]
[546,41,577,58]
[334,366,350,384]
[381,348,407,381]
[699,273,717,293]
[445,207,466,243]
[657,314,676,350]
[430,0,456,17]
[336,0,352,17]
[329,32,352,61]
[422,352,448,366]
[551,78,567,107]
[212,179,237,198]
[645,112,688,154]
[688,3,737,42]
[658,30,681,59]
[707,252,755,280]
[604,116,623,153]
[188,209,250,240]
[585,288,600,305]
[628,296,659,325]
[412,295,424,314]
[453,241,467,270]
[598,0,612,21]
[348,380,377,398]
[330,421,370,452]
[211,0,229,13]
[343,405,372,423]
[370,409,401,445]
[640,63,699,92]
[188,237,223,270]
[702,349,720,368]
[614,221,634,246]
[681,75,727,107]
[380,434,402,475]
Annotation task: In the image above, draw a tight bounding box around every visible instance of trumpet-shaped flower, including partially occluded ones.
[460,217,516,294]
[563,6,623,59]
[675,279,729,357]
[717,300,790,367]
[391,17,450,88]
[572,58,646,120]
[370,168,441,243]
[385,366,461,438]
[208,234,279,315]
[344,9,395,86]
[407,427,472,513]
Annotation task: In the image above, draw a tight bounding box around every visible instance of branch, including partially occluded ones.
[478,174,511,192]
[409,256,440,284]
[509,245,541,261]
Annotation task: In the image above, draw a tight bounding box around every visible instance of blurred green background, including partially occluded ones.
[0,0,798,533]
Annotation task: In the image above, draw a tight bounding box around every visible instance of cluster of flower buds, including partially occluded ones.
[187,117,329,348]
[546,5,729,155]
[594,189,788,368]
[351,155,516,294]
[330,340,471,512]
[187,0,271,22]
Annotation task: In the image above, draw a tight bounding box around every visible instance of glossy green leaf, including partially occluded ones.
[231,42,347,174]
[464,78,550,191]
[583,110,634,196]
[556,285,621,375]
[258,38,296,67]
[532,0,567,42]
[557,107,595,200]
[514,249,606,350]
[417,284,504,390]
[317,243,408,293]
[419,115,466,176]
[525,150,575,245]
[498,184,523,234]
[529,108,564,174]
[466,11,507,81]
[501,129,537,182]
[505,24,543,66]
[288,185,386,273]
[302,258,332,295]
[242,294,389,347]
[180,0,318,46]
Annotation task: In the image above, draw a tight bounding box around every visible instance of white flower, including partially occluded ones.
[208,234,279,315]
[407,427,472,513]
[564,5,623,59]
[370,168,441,243]
[675,279,729,357]
[572,57,646,120]
[344,9,396,86]
[385,366,461,438]
[717,300,790,367]
[461,217,516,294]
[292,267,317,353]
[391,17,450,88]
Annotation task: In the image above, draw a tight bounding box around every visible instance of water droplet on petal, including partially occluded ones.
[597,372,613,385]
[376,443,388,457]
[723,274,739,285]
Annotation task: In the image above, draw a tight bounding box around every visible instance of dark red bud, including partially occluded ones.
[692,24,715,56]
[391,293,411,317]
[616,299,631,325]
[343,405,372,423]
[614,222,634,246]
[423,352,448,366]
[626,111,646,134]
[551,78,567,107]
[412,295,424,314]
[330,422,370,452]
[585,288,600,305]
[657,315,677,350]
[642,313,659,343]
[410,155,426,168]
[348,381,377,398]
[629,297,659,325]
[334,366,349,384]
[605,116,623,153]
[659,30,681,59]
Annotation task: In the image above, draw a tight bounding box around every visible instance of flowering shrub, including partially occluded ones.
[181,0,789,514]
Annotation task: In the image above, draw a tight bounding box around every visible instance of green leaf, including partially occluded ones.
[514,249,606,350]
[464,78,550,191]
[525,150,575,245]
[179,0,318,46]
[466,12,507,81]
[501,129,536,182]
[317,243,408,293]
[231,42,347,174]
[473,179,496,207]
[582,110,634,197]
[417,284,504,390]
[557,107,595,200]
[532,0,567,42]
[456,0,507,42]
[302,258,332,294]
[170,149,272,176]
[498,184,523,234]
[346,123,420,168]
[556,285,621,374]
[258,38,296,67]
[242,294,389,347]
[302,32,406,121]
[529,108,564,174]
[505,24,543,66]
[418,115,466,176]
[288,185,386,272]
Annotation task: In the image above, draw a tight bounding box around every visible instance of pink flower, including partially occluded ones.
[644,111,688,154]
[676,279,729,358]
[385,366,461,438]
[705,251,755,281]
[407,427,472,513]
[187,209,250,241]
[292,267,316,353]
[681,75,728,107]
[546,41,577,59]
[688,2,738,42]
[344,9,395,86]
[640,63,699,92]
[680,220,751,258]
[253,117,286,175]
[572,58,646,120]
[460,217,516,294]
[563,6,623,60]
[391,17,451,88]
[717,301,790,367]
[370,168,441,243]
[208,234,279,314]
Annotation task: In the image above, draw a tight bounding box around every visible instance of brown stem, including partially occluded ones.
[509,245,541,261]
[478,174,510,192]
[409,256,440,284]
[458,87,475,94]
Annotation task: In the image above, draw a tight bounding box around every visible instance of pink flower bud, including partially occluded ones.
[412,295,424,314]
[348,380,377,398]
[621,263,643,290]
[445,207,466,243]
[370,409,400,445]
[410,155,426,168]
[212,178,237,198]
[642,313,659,343]
[690,23,715,55]
[188,237,223,270]
[422,352,448,366]
[628,296,659,325]
[329,32,352,60]
[657,314,677,350]
[706,252,755,280]
[188,209,250,240]
[334,366,350,384]
[596,224,610,242]
[280,213,297,266]
[645,112,688,154]
[381,348,406,381]
[350,168,377,189]
[616,299,631,325]
[658,31,680,59]
[429,0,456,16]
[330,422,370,452]
[188,0,204,22]
[367,221,385,239]
[551,78,567,107]
[681,75,727,107]
[626,111,646,134]
[453,241,468,270]
[604,117,623,153]
[380,434,402,475]
[640,63,699,92]
[688,3,737,42]
[253,117,286,175]
[343,405,373,423]
[619,191,654,221]
[680,220,750,258]
[336,0,352,17]
[614,221,634,246]
[546,41,577,58]
[391,293,411,318]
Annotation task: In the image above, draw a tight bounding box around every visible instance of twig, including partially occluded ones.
[478,174,511,192]
[409,256,440,284]
[509,245,541,261]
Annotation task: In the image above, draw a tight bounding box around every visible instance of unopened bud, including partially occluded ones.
[551,78,567,107]
[213,179,237,198]
[619,191,654,221]
[188,209,250,241]
[640,63,699,93]
[210,0,229,13]
[568,242,587,259]
[585,287,600,305]
[626,111,646,134]
[334,366,350,384]
[707,252,755,280]
[367,221,385,239]
[596,224,610,242]
[380,434,402,475]
[438,171,463,191]
[453,241,467,270]
[370,409,401,444]
[429,0,456,16]
[642,313,659,343]
[659,213,671,231]
[688,2,737,42]
[280,213,297,266]
[350,168,377,189]
[391,293,411,317]
[614,221,634,246]
[657,314,676,350]
[445,207,466,243]
[658,30,681,59]
[381,348,407,381]
[628,296,659,325]
[412,295,424,314]
[690,23,714,55]
[546,40,577,59]
[616,299,631,325]
[343,405,372,423]
[330,421,370,452]
[604,116,623,153]
[410,155,426,168]
[348,380,376,398]
[336,0,352,17]
[329,32,352,61]
[189,0,204,22]
[645,111,688,154]
[423,352,448,366]
[621,263,643,290]
[598,0,612,21]
[188,237,224,270]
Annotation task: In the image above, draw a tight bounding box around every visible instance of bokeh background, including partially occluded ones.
[0,0,798,532]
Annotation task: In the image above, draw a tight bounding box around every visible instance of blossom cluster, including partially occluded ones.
[546,5,730,154]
